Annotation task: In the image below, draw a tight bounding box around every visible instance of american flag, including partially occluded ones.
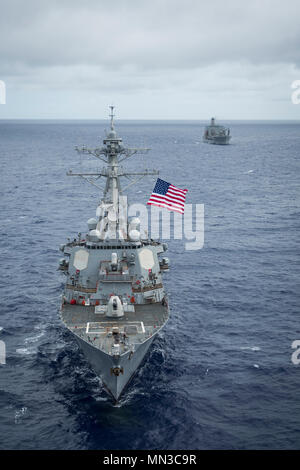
[147,178,188,214]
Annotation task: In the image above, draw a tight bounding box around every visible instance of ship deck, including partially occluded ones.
[60,302,169,355]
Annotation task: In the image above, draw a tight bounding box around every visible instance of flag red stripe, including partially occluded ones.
[148,197,184,210]
[149,195,184,208]
[169,184,188,194]
[150,193,185,207]
[168,186,187,193]
[165,190,186,203]
[168,189,186,199]
[147,201,184,214]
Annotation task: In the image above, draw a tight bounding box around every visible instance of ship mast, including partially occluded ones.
[67,106,158,239]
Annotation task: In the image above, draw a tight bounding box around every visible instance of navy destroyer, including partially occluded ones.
[203,117,231,145]
[59,107,169,400]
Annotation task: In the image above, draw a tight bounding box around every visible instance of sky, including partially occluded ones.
[0,0,300,120]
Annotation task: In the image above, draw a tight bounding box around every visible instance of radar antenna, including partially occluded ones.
[109,105,115,131]
[67,107,159,206]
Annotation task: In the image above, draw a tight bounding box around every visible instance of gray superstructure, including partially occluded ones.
[203,117,231,145]
[59,107,170,401]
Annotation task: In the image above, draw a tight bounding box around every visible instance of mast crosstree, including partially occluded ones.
[68,106,158,207]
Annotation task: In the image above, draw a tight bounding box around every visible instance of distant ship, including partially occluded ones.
[59,107,170,401]
[203,118,231,145]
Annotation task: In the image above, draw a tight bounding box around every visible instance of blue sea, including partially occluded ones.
[0,120,300,450]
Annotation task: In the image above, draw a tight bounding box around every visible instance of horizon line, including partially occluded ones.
[0,118,300,122]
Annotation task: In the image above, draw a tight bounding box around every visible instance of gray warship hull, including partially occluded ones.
[60,301,169,400]
[74,331,155,399]
[203,135,231,145]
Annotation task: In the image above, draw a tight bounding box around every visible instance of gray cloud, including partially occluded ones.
[1,0,300,71]
[0,0,299,119]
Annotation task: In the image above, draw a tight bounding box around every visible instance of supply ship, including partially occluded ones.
[203,117,231,145]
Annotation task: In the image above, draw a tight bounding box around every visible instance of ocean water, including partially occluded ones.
[0,119,300,450]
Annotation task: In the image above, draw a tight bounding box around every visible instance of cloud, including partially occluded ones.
[1,0,300,71]
[0,0,299,118]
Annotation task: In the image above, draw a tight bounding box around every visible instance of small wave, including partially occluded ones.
[24,330,45,344]
[114,386,142,407]
[94,395,109,403]
[15,407,28,424]
[15,324,48,355]
[16,347,36,355]
[240,346,261,351]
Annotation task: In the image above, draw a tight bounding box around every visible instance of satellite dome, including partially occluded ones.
[129,229,140,241]
[89,229,100,241]
[108,130,117,139]
[87,218,97,230]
